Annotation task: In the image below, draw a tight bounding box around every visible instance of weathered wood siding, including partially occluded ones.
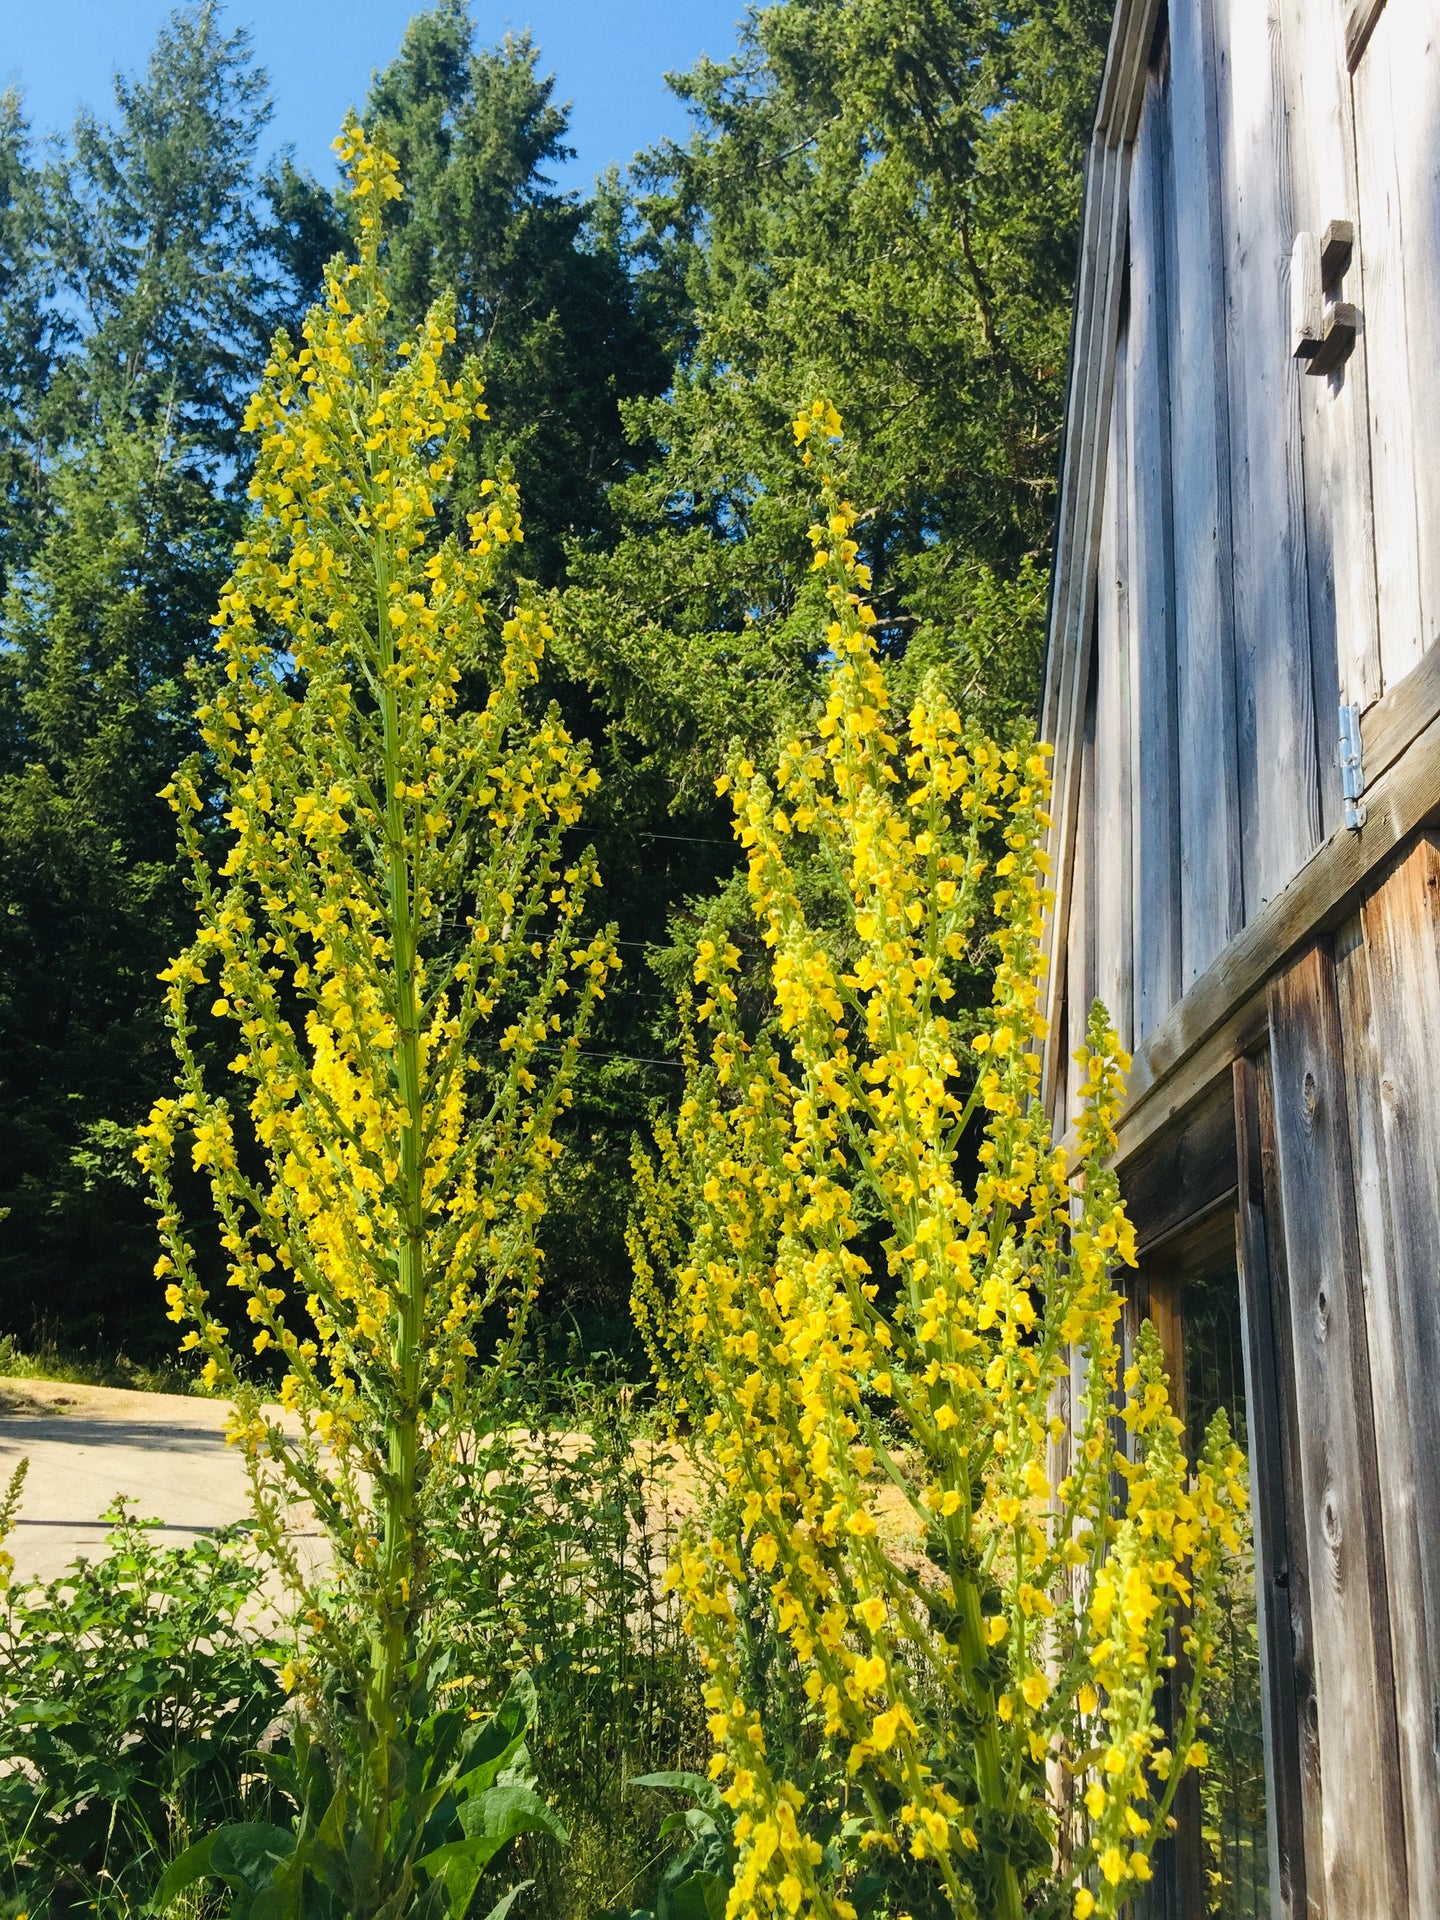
[1045,3,1440,1911]
[1264,946,1409,1916]
[1052,0,1440,1073]
[1351,0,1440,680]
[1333,835,1440,1916]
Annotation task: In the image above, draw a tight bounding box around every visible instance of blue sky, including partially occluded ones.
[1,0,747,189]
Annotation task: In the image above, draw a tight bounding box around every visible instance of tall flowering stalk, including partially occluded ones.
[634,406,1248,1920]
[137,118,616,1858]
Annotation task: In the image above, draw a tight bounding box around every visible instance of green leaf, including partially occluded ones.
[155,1831,219,1906]
[630,1771,725,1816]
[419,1780,563,1916]
[479,1882,535,1920]
[456,1781,566,1850]
[155,1822,295,1907]
[665,1872,728,1920]
[453,1671,539,1798]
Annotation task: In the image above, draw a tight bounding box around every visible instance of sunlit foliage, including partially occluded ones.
[137,117,617,1846]
[633,410,1249,1920]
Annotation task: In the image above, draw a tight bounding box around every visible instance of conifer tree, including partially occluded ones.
[361,0,672,582]
[0,90,56,594]
[46,0,284,466]
[543,0,1111,1336]
[0,5,292,1346]
[564,0,1111,769]
[0,415,233,1345]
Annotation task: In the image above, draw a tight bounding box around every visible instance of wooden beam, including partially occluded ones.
[1115,988,1267,1168]
[1112,709,1440,1156]
[1120,1072,1236,1252]
[1095,0,1165,146]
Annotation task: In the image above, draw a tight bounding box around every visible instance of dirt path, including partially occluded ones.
[0,1378,257,1585]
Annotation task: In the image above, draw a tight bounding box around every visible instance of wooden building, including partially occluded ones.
[1040,1,1439,1915]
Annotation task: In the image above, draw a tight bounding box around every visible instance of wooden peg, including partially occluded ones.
[1307,303,1360,376]
[1292,231,1324,360]
[1320,219,1354,288]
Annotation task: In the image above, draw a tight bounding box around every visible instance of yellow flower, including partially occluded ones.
[644,412,1248,1920]
[871,1708,902,1751]
[1020,1672,1049,1710]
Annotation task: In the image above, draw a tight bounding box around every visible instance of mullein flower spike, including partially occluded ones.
[137,115,618,1844]
[638,403,1248,1920]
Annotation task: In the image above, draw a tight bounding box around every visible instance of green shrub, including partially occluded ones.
[0,1504,283,1919]
[427,1361,709,1919]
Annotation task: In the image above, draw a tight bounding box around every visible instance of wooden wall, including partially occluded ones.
[1225,834,1440,1920]
[1055,0,1439,1128]
[1045,6,1440,1909]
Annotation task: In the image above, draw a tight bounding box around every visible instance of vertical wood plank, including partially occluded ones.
[1255,1050,1329,1920]
[1095,308,1134,1051]
[1127,64,1183,1046]
[1363,0,1440,665]
[1278,0,1381,726]
[1234,1054,1313,1920]
[1350,0,1426,690]
[1211,0,1321,910]
[1164,0,1243,985]
[1266,945,1409,1917]
[1336,837,1440,1916]
[1040,137,1132,1103]
[1066,647,1100,1125]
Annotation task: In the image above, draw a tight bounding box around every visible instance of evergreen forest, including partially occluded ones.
[0,0,1106,1362]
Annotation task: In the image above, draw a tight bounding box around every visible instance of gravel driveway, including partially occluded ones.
[1,1377,262,1585]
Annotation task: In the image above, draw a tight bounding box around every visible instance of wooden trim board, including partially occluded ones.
[1360,627,1440,790]
[1040,134,1131,1100]
[1095,0,1166,146]
[1233,1055,1312,1920]
[1112,711,1440,1165]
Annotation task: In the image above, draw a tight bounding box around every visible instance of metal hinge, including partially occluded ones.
[1339,703,1366,830]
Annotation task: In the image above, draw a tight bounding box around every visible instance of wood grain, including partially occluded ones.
[1065,652,1099,1132]
[1338,842,1440,1913]
[1165,0,1243,984]
[1115,704,1440,1156]
[1360,619,1440,792]
[1371,0,1440,665]
[1350,0,1426,690]
[1266,945,1408,1916]
[1127,63,1183,1046]
[1213,0,1321,911]
[1094,313,1135,1050]
[1040,135,1131,1101]
[1277,0,1377,829]
[1233,1054,1312,1920]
